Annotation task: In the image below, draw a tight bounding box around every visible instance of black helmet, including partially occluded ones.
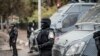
[41,18,51,29]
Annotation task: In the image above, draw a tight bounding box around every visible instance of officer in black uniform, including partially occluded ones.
[9,24,18,56]
[93,31,100,56]
[33,18,55,56]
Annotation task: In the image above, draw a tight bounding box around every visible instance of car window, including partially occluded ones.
[57,4,71,13]
[50,4,71,21]
[62,13,78,28]
[66,5,80,13]
[78,4,95,19]
[77,5,100,23]
[80,4,94,12]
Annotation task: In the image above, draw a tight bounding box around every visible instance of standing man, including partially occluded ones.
[93,31,100,56]
[33,18,55,56]
[9,24,18,56]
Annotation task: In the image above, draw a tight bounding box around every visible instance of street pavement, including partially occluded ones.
[0,48,39,56]
[0,29,64,56]
[0,29,38,56]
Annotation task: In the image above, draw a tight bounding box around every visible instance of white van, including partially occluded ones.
[50,3,96,32]
[52,4,100,56]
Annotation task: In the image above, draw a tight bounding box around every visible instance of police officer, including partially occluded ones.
[9,24,18,56]
[93,31,100,56]
[33,18,55,56]
[27,22,35,53]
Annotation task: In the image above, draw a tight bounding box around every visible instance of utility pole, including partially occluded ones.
[38,0,41,29]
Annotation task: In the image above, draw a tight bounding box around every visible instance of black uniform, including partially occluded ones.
[34,18,55,56]
[9,24,18,56]
[93,31,100,56]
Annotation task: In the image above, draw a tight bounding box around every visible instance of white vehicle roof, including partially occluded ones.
[56,4,100,46]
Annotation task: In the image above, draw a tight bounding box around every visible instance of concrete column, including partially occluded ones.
[38,0,41,29]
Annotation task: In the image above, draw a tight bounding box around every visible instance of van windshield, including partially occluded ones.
[50,4,71,21]
[77,5,100,24]
[57,4,71,13]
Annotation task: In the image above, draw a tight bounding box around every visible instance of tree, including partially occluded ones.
[0,0,34,20]
[0,0,34,30]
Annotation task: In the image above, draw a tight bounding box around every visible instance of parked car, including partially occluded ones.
[50,3,96,32]
[52,4,100,56]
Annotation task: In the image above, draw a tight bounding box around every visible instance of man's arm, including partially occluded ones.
[38,38,54,49]
[38,31,55,49]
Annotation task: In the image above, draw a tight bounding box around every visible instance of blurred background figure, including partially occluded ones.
[27,21,36,53]
[9,23,18,56]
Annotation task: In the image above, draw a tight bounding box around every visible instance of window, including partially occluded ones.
[67,5,80,13]
[62,13,78,28]
[77,7,100,23]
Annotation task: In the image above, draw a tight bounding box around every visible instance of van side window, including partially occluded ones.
[62,13,78,28]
